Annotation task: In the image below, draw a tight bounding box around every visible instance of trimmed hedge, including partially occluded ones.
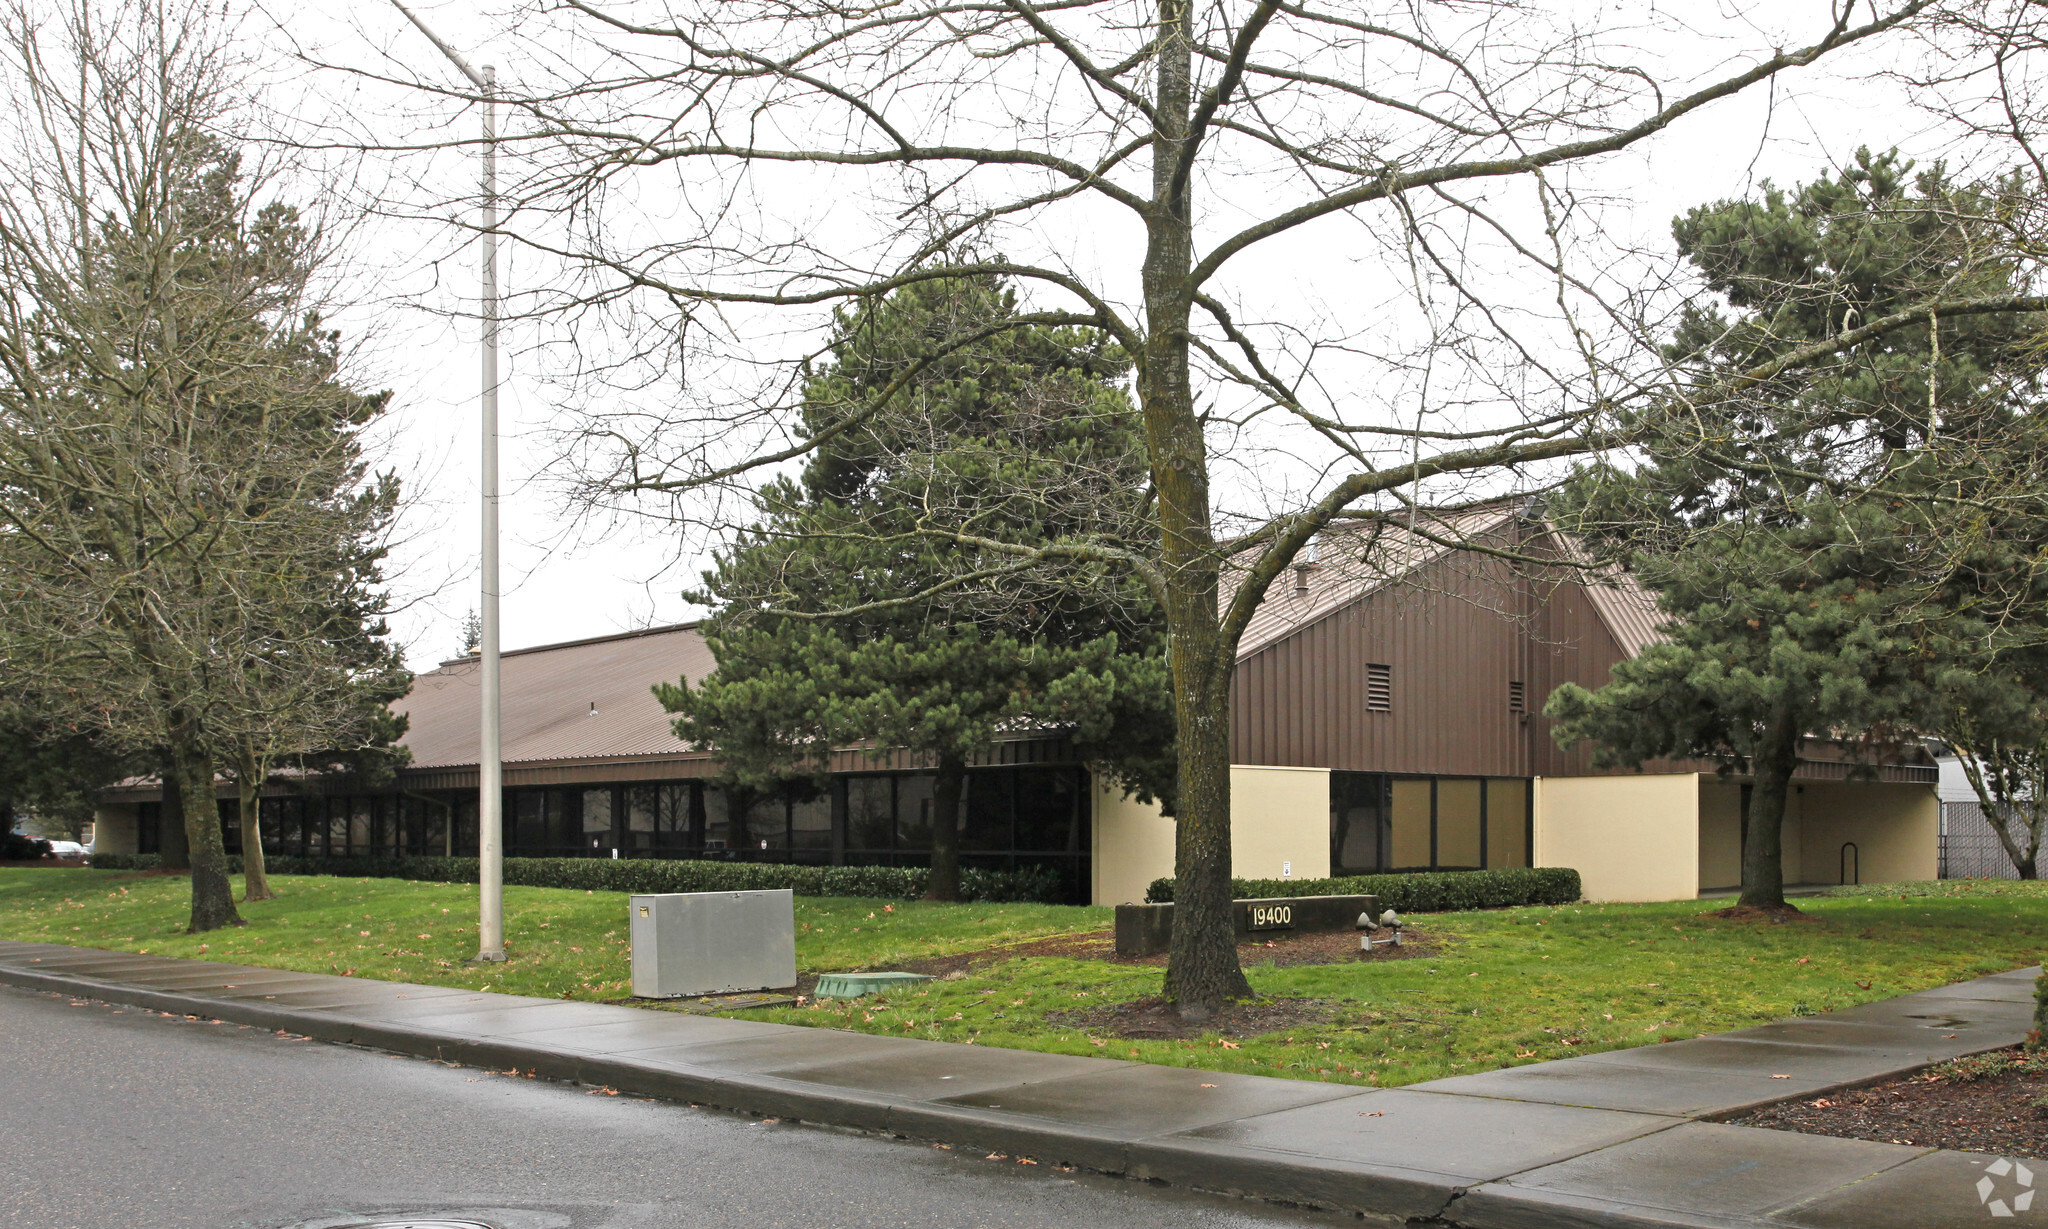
[84,853,1066,904]
[1144,866,1581,913]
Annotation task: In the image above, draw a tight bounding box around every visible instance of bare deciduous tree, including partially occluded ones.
[379,0,2048,1011]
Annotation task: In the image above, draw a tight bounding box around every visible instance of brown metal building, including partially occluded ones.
[94,506,1940,905]
[1092,505,1938,904]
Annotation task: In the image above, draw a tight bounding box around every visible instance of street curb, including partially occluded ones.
[0,957,1471,1216]
[1,949,2035,1228]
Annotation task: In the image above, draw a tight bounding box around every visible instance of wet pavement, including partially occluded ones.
[0,981,1345,1229]
[0,939,2037,1228]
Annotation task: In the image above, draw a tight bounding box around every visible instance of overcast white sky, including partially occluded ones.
[292,1,1978,671]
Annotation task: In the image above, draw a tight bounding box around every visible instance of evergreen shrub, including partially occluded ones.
[85,852,1065,903]
[1143,866,1581,912]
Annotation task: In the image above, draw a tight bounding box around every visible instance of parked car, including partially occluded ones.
[45,840,88,859]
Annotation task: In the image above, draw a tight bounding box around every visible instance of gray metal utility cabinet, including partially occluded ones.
[629,889,797,998]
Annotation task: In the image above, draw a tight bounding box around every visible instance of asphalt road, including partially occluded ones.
[0,984,1344,1229]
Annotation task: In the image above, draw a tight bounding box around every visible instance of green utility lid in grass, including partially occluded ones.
[813,971,932,999]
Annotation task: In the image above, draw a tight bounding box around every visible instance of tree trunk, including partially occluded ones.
[158,753,190,870]
[167,722,241,932]
[1949,745,2045,881]
[722,783,752,857]
[236,738,274,902]
[1141,0,1251,1019]
[925,758,965,902]
[1739,706,1801,910]
[1162,667,1252,1017]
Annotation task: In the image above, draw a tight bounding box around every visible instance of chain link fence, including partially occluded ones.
[1941,801,2024,879]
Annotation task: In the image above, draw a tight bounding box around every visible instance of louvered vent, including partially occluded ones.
[1365,662,1392,712]
[1509,680,1527,712]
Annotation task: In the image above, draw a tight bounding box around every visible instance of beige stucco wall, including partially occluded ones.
[1091,765,1333,905]
[91,804,139,854]
[1534,773,1699,902]
[1792,781,1939,885]
[1229,765,1332,883]
[1698,779,1744,890]
[1696,778,1937,889]
[1092,781,1177,906]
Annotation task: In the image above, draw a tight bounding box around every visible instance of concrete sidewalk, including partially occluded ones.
[0,938,2033,1228]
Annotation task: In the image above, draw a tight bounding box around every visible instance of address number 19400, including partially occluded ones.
[1245,904,1294,930]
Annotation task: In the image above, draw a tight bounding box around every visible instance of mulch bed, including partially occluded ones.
[891,923,1441,978]
[619,925,1442,1025]
[1736,1046,2048,1160]
[1706,903,1817,924]
[1049,994,1339,1040]
[912,925,1439,1039]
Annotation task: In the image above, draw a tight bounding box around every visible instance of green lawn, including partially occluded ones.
[2,868,2042,1088]
[0,869,1107,999]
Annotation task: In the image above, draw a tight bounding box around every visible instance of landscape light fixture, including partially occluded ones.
[389,0,505,963]
[1359,909,1403,952]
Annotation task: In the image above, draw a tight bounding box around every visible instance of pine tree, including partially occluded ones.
[661,271,1171,900]
[1547,150,2048,909]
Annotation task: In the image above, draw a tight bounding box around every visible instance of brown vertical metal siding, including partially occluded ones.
[1525,556,1636,778]
[1230,533,1634,779]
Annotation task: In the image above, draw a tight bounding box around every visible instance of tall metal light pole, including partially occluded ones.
[391,0,505,962]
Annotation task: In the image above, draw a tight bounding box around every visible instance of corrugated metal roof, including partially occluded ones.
[1542,524,1670,658]
[1227,506,1668,665]
[391,516,1667,773]
[394,623,716,769]
[1229,506,1520,661]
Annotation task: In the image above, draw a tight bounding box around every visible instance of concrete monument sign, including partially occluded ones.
[1113,893,1381,957]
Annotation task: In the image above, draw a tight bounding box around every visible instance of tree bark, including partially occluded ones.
[1739,705,1802,910]
[167,721,241,932]
[1144,0,1252,1017]
[925,757,965,902]
[236,737,274,902]
[158,753,190,870]
[1162,668,1251,1016]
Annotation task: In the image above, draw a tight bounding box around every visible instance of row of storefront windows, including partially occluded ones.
[1330,772,1532,874]
[138,765,1090,876]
